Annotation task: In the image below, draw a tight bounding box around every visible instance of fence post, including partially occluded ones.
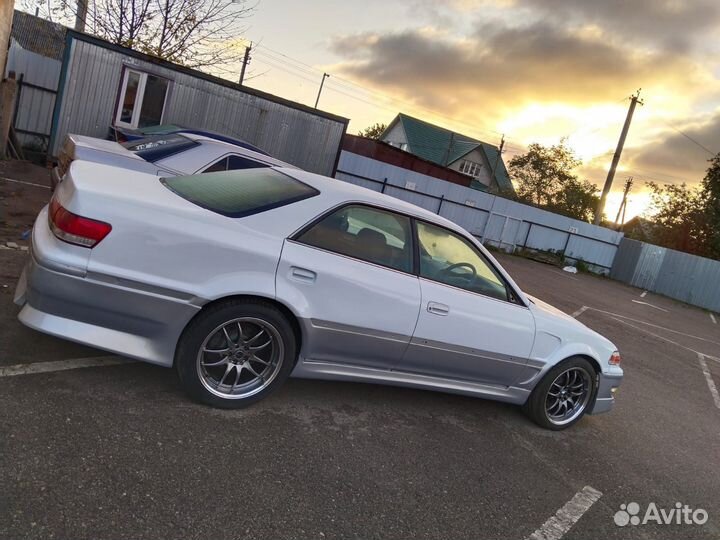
[12,73,23,130]
[481,212,493,243]
[0,73,18,159]
[436,195,444,214]
[562,232,571,259]
[380,177,387,193]
[522,223,532,249]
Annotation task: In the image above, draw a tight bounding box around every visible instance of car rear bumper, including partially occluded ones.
[587,372,623,415]
[15,245,200,368]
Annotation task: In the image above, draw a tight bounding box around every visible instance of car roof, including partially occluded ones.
[276,167,462,230]
[176,134,295,168]
[173,130,270,155]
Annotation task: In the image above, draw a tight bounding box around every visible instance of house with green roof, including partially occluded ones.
[380,113,515,195]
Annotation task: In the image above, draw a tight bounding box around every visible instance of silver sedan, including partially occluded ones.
[15,162,622,430]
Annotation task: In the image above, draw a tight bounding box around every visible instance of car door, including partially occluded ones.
[276,204,421,370]
[399,220,535,387]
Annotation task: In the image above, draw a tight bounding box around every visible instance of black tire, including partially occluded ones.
[175,298,297,408]
[523,357,597,430]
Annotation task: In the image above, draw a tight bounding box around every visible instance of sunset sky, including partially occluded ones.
[233,0,720,221]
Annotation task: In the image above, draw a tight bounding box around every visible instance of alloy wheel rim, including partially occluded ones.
[545,367,592,426]
[196,317,283,399]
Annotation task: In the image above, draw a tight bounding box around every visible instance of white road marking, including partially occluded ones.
[640,290,648,298]
[551,269,579,281]
[526,486,603,540]
[588,307,720,348]
[631,299,669,312]
[571,306,589,318]
[711,313,717,325]
[698,354,720,409]
[608,317,720,362]
[0,176,50,189]
[0,356,130,377]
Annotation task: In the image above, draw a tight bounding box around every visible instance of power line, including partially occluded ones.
[658,119,716,156]
[252,42,508,142]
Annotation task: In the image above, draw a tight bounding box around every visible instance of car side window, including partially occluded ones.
[416,221,509,301]
[204,157,228,172]
[296,205,413,273]
[227,155,270,170]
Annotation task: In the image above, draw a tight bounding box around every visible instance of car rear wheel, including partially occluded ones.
[175,299,297,408]
[524,357,597,430]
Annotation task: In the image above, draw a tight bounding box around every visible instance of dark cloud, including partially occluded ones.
[515,0,720,51]
[329,23,703,115]
[628,113,720,183]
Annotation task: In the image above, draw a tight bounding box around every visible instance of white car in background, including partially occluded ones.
[51,131,294,189]
[16,163,623,430]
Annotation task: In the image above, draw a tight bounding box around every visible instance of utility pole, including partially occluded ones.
[314,72,329,109]
[75,0,88,32]
[614,176,634,227]
[594,89,643,225]
[0,0,15,159]
[238,44,252,85]
[492,134,505,182]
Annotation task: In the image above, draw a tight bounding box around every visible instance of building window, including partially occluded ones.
[115,69,169,128]
[459,159,482,178]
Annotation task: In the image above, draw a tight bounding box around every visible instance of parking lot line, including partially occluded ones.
[698,354,720,410]
[631,299,669,312]
[0,176,51,189]
[608,316,720,364]
[589,308,720,348]
[0,356,130,377]
[551,269,579,281]
[526,486,603,540]
[571,306,589,318]
[711,313,717,325]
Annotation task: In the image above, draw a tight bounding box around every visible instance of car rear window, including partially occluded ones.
[122,134,198,162]
[160,169,319,218]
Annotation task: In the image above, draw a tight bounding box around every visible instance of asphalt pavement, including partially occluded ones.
[1,244,719,540]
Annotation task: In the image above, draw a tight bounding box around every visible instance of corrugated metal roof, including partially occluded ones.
[391,113,515,194]
[11,10,66,61]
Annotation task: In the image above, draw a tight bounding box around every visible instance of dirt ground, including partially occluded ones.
[0,160,53,284]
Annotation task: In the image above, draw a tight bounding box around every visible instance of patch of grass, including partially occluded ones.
[573,258,589,273]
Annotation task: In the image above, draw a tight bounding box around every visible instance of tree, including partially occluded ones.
[546,178,600,223]
[358,123,387,139]
[25,0,254,69]
[509,140,599,222]
[643,182,708,255]
[701,154,720,259]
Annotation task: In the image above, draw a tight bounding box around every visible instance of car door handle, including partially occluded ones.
[290,266,317,283]
[427,302,449,316]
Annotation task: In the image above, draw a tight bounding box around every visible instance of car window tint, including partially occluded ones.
[297,205,413,273]
[417,221,508,301]
[204,157,228,172]
[161,169,318,218]
[227,155,271,170]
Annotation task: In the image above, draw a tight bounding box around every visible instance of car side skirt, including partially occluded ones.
[291,360,531,405]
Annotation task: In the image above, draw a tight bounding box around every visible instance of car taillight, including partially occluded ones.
[609,351,622,365]
[48,198,112,248]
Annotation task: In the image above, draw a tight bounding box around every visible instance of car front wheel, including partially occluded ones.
[524,357,597,430]
[175,299,297,408]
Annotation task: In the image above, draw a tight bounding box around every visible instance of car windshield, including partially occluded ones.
[160,169,319,218]
[122,134,199,163]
